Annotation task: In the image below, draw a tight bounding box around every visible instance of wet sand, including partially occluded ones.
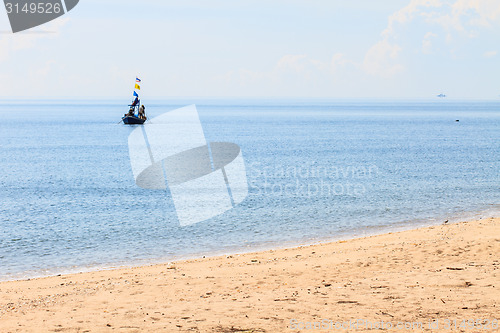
[0,217,499,332]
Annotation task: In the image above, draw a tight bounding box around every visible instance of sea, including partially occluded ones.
[1,99,499,281]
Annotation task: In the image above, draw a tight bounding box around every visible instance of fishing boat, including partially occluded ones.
[122,77,147,125]
[122,114,145,125]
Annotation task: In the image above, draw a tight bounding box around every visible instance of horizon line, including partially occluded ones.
[1,96,500,101]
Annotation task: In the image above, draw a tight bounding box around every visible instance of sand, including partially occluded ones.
[0,217,499,332]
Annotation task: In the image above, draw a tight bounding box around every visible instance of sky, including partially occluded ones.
[0,0,499,99]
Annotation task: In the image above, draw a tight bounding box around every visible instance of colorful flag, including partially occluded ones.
[135,84,141,90]
[133,91,139,97]
[136,77,141,83]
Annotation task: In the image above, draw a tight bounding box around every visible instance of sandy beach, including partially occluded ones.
[0,217,498,332]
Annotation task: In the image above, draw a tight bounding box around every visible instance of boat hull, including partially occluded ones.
[122,116,146,125]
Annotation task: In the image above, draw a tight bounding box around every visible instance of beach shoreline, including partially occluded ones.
[1,217,499,332]
[3,207,498,284]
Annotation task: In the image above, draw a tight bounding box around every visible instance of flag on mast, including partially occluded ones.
[136,77,141,83]
[135,84,141,90]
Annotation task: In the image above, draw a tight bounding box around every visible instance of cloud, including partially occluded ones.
[214,52,357,97]
[35,60,57,76]
[219,53,352,87]
[449,0,500,28]
[364,0,500,77]
[362,0,444,78]
[330,53,350,73]
[218,55,298,86]
[276,54,307,72]
[385,0,500,41]
[383,0,443,37]
[0,18,69,63]
[422,32,438,54]
[383,0,500,38]
[0,18,70,96]
[363,40,404,77]
[483,50,497,57]
[214,0,499,96]
[415,0,500,38]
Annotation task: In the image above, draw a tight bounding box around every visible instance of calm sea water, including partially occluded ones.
[1,100,499,281]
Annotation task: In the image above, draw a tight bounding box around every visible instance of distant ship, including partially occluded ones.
[437,93,446,98]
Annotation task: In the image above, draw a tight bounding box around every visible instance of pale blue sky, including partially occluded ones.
[0,0,499,99]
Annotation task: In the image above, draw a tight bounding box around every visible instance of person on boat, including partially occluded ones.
[126,96,140,116]
[131,96,139,107]
[139,105,146,120]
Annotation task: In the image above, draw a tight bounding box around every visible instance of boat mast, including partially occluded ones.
[134,76,141,115]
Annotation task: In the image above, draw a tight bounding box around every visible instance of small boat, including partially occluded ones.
[122,115,146,125]
[122,77,147,125]
[437,93,446,98]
